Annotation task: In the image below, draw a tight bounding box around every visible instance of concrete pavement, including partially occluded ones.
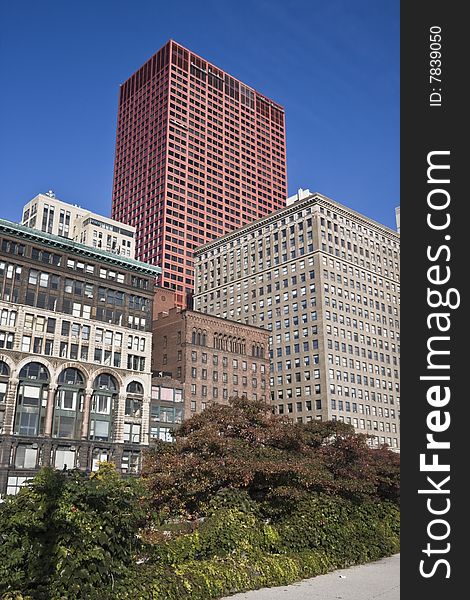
[220,554,400,600]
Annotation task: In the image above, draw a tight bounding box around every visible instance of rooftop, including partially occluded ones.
[194,191,400,255]
[122,39,285,113]
[0,219,161,277]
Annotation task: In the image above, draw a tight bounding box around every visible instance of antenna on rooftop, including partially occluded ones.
[45,190,56,198]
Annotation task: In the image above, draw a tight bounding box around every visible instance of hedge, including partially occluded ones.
[2,495,399,600]
[112,497,399,600]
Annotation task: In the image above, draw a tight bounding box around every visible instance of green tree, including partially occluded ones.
[0,463,147,600]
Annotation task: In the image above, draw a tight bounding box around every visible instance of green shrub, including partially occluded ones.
[276,494,400,565]
[115,495,399,600]
[153,507,280,565]
[0,465,146,600]
[1,486,399,600]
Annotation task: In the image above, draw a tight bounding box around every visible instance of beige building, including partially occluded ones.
[193,192,400,449]
[0,218,160,496]
[21,192,136,258]
[152,307,270,418]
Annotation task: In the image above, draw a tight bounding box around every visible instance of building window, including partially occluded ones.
[0,331,14,349]
[53,368,85,439]
[89,374,117,441]
[124,422,141,443]
[14,362,50,436]
[6,476,28,495]
[121,450,140,474]
[15,444,38,469]
[54,447,76,470]
[92,448,110,471]
[0,361,9,432]
[125,381,143,417]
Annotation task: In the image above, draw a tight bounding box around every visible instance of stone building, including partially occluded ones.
[0,218,160,496]
[193,192,400,449]
[152,307,270,418]
[21,192,136,258]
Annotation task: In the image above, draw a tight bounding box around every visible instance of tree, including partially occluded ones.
[0,464,147,600]
[143,396,399,518]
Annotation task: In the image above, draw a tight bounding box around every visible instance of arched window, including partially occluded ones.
[125,381,143,418]
[94,373,117,391]
[58,368,84,386]
[19,362,49,381]
[0,361,10,433]
[90,373,118,441]
[127,381,143,394]
[53,368,85,439]
[0,361,9,377]
[14,362,50,436]
[193,329,206,346]
[124,381,143,442]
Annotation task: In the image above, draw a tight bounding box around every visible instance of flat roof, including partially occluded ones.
[0,219,161,277]
[194,191,400,255]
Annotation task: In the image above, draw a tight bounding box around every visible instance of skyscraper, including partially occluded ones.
[193,192,401,449]
[112,40,287,307]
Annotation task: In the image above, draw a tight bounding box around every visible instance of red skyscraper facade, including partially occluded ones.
[112,40,287,307]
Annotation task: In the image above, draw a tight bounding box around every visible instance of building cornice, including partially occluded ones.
[185,309,270,336]
[194,193,400,255]
[0,219,161,277]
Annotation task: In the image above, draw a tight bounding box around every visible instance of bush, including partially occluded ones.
[0,465,147,600]
[276,495,399,564]
[112,495,399,600]
[1,398,400,600]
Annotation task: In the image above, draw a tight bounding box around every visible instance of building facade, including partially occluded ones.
[152,307,270,418]
[111,39,287,307]
[21,193,136,258]
[149,376,184,442]
[0,219,160,496]
[193,192,400,449]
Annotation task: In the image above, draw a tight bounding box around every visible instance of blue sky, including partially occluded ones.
[0,0,399,229]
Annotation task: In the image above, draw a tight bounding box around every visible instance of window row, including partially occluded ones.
[329,399,397,418]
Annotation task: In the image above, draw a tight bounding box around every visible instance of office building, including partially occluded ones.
[111,39,287,307]
[193,192,400,449]
[152,307,270,416]
[0,218,160,496]
[21,192,136,258]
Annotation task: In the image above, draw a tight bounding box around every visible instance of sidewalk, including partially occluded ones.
[220,554,400,600]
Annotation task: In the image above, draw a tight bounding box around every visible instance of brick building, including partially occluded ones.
[152,308,270,417]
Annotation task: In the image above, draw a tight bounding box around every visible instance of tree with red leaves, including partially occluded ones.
[143,396,399,518]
